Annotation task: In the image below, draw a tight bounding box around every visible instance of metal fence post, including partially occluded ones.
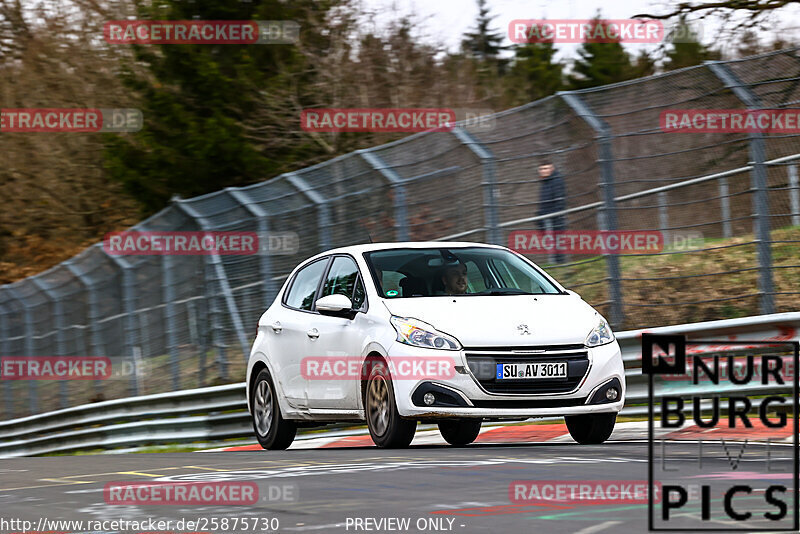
[31,278,69,409]
[451,127,502,245]
[359,149,410,242]
[174,201,251,368]
[708,61,774,314]
[789,164,800,227]
[227,189,277,301]
[7,287,38,414]
[65,261,105,398]
[0,299,13,418]
[161,254,180,390]
[285,172,332,251]
[719,177,732,238]
[657,192,669,234]
[104,252,141,396]
[560,92,624,328]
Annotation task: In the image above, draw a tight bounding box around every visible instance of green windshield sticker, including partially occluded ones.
[386,290,399,297]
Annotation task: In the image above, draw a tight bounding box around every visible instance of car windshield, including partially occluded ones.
[364,247,563,298]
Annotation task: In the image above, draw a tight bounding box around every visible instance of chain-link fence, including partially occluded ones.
[2,49,800,420]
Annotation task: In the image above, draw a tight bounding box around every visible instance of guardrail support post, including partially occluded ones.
[285,172,332,251]
[560,91,624,328]
[789,164,800,227]
[708,61,774,314]
[359,150,410,242]
[451,128,502,245]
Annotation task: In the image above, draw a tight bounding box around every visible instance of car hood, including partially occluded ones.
[382,294,600,347]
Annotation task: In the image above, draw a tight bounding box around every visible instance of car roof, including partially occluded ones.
[311,241,507,259]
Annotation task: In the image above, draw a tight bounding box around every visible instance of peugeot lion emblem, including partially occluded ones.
[517,324,530,335]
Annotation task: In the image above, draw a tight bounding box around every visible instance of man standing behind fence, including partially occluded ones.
[537,159,567,263]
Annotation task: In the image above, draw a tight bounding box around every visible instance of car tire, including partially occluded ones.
[438,419,482,446]
[565,412,616,444]
[365,361,416,448]
[251,368,297,450]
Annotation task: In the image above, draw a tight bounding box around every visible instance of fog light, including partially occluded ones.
[423,392,436,406]
[605,387,619,401]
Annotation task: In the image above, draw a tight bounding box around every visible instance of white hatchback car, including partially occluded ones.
[246,242,625,449]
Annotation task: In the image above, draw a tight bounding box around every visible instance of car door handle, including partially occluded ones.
[270,321,282,333]
[306,328,319,339]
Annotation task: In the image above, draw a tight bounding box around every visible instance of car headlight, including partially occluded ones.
[585,315,614,347]
[390,316,461,350]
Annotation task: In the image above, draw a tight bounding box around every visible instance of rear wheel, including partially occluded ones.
[252,368,297,450]
[438,419,482,446]
[565,412,616,444]
[365,362,416,448]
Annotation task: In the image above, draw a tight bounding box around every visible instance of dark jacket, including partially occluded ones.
[537,170,566,217]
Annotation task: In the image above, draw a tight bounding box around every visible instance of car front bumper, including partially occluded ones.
[386,340,625,419]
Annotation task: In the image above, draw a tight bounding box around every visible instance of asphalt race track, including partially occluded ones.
[0,438,795,534]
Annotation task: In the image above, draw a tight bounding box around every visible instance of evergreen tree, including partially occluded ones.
[567,17,637,89]
[104,0,332,212]
[630,49,656,78]
[663,16,721,71]
[504,33,563,105]
[460,0,506,62]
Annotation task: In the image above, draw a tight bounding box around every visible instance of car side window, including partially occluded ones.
[285,259,328,311]
[321,256,360,302]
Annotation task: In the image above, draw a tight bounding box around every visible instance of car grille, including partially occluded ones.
[464,344,590,395]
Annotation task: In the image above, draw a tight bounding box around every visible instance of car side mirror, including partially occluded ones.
[315,294,356,319]
[565,289,579,297]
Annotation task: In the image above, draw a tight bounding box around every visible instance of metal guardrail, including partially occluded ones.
[0,312,797,457]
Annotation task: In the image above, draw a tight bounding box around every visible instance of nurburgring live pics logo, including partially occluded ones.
[643,334,799,531]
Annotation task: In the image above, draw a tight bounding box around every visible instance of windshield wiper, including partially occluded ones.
[478,288,532,295]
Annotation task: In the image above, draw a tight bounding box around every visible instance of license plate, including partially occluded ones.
[496,362,568,380]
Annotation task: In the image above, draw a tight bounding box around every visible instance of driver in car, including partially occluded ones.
[439,261,468,295]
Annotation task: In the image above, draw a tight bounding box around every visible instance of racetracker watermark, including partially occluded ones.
[104,481,258,505]
[661,109,800,133]
[509,230,703,255]
[300,108,456,133]
[0,108,142,132]
[301,356,456,380]
[509,480,661,504]
[103,231,299,256]
[1,357,112,380]
[0,356,149,380]
[104,20,299,44]
[509,19,664,43]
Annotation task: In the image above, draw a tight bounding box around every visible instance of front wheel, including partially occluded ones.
[365,362,416,448]
[251,369,297,450]
[438,419,482,446]
[565,412,616,444]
